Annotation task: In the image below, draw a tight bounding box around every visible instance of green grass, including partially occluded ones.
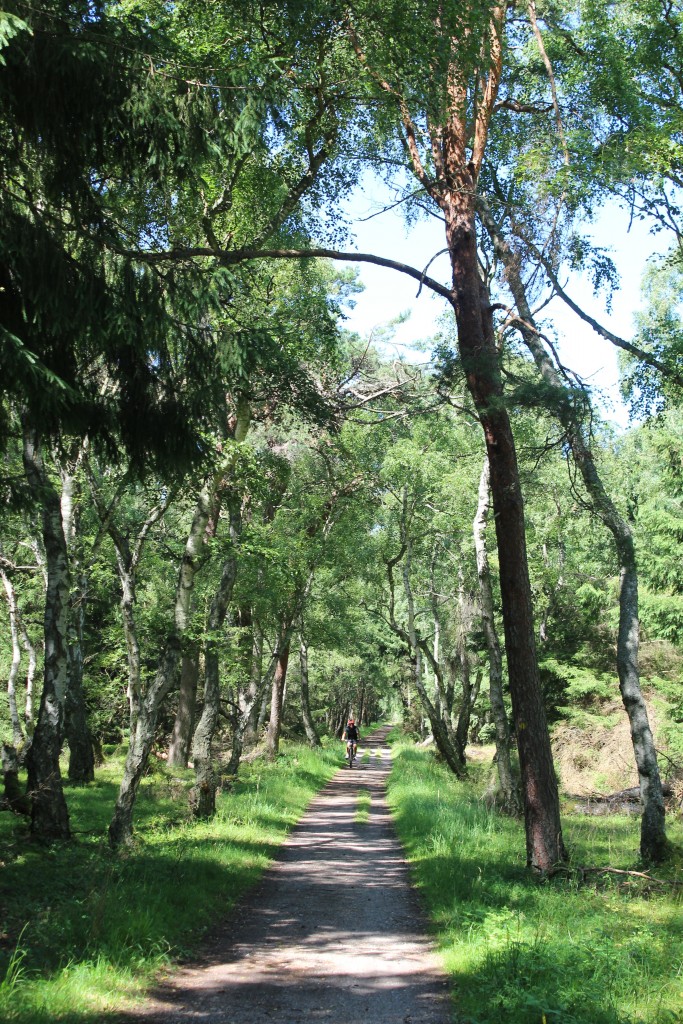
[0,741,341,1023]
[386,743,683,1024]
[355,791,371,824]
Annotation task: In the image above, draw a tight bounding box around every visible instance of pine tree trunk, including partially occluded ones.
[266,641,291,760]
[22,425,71,840]
[444,190,565,870]
[167,654,199,768]
[473,457,522,814]
[479,199,667,861]
[299,636,321,747]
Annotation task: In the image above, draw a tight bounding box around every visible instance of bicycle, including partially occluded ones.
[346,740,357,768]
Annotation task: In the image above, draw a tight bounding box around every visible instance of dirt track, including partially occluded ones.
[128,726,451,1024]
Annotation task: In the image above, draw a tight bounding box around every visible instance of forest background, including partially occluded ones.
[1,1,682,1021]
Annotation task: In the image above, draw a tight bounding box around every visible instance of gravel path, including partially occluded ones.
[128,727,451,1024]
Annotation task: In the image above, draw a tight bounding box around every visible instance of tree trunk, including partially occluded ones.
[266,640,291,760]
[401,536,467,777]
[473,457,522,814]
[64,633,95,784]
[1,567,25,748]
[109,481,213,848]
[20,614,36,737]
[479,198,667,862]
[444,186,565,870]
[453,574,481,759]
[108,639,181,848]
[299,635,321,747]
[243,622,264,750]
[167,654,199,768]
[22,425,71,840]
[190,508,240,818]
[257,676,270,735]
[117,557,142,738]
[223,609,262,776]
[60,460,95,784]
[64,571,94,783]
[1,743,30,815]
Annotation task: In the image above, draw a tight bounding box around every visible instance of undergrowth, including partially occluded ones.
[387,743,683,1024]
[0,741,340,1023]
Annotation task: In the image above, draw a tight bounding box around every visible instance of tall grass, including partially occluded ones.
[387,744,683,1024]
[0,742,340,1022]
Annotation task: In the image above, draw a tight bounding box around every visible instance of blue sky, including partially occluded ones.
[340,175,668,430]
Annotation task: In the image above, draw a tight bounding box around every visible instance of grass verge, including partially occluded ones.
[386,742,683,1024]
[0,741,340,1023]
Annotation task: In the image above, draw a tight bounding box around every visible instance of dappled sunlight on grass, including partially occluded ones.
[387,743,683,1024]
[0,742,340,1022]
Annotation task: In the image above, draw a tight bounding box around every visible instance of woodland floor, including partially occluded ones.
[118,726,451,1024]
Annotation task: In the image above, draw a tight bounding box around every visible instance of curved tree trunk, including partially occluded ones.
[299,635,321,747]
[22,425,71,840]
[473,457,522,814]
[479,198,667,862]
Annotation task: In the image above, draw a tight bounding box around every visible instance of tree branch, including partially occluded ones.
[527,241,683,388]
[528,0,570,166]
[122,245,455,302]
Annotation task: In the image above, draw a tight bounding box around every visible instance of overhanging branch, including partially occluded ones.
[126,245,455,302]
[530,245,683,389]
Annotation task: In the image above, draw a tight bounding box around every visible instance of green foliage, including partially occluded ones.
[0,741,340,1022]
[539,659,616,722]
[621,258,683,416]
[387,744,683,1024]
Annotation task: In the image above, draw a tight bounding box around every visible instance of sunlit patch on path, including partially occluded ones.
[127,726,451,1023]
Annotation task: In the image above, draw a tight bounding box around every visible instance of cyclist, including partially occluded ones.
[343,717,360,765]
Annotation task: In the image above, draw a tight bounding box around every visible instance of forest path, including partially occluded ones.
[128,726,451,1024]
